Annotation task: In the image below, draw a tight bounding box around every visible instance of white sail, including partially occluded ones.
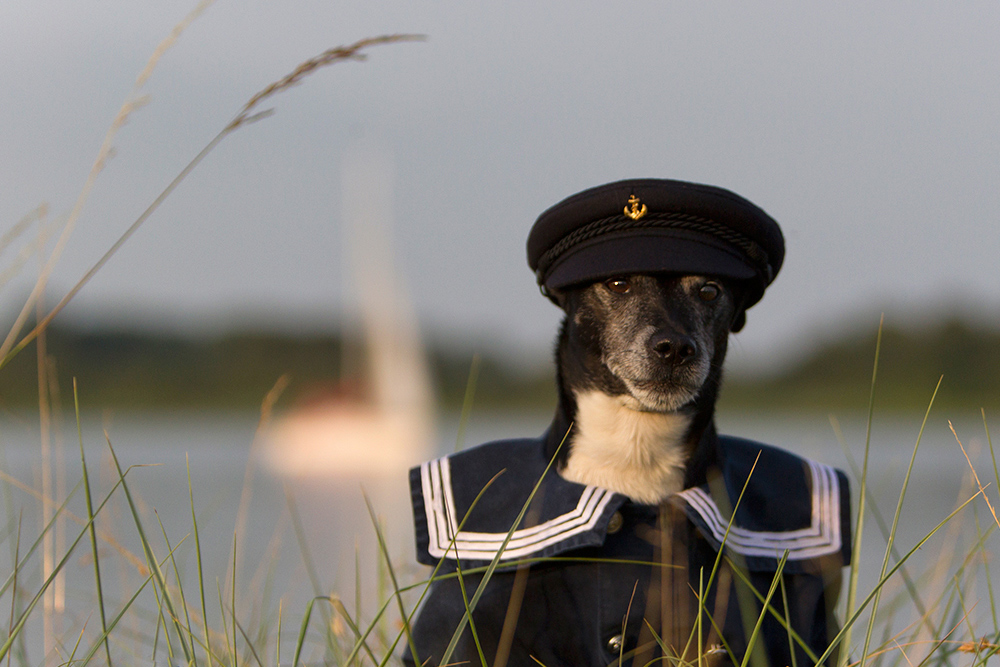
[263,139,435,476]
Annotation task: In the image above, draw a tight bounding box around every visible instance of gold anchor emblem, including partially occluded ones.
[624,194,647,220]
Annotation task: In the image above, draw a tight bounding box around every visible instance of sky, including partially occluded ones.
[1,1,999,374]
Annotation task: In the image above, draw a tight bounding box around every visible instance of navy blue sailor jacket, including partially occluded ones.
[405,426,851,667]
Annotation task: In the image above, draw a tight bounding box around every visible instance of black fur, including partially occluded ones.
[545,274,745,488]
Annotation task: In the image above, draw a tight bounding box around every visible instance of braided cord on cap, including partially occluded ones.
[535,211,772,284]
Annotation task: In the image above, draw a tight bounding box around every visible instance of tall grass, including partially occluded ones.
[0,6,425,663]
[1,6,998,667]
[1,333,997,665]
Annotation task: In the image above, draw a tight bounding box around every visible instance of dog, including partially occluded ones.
[551,273,743,504]
[405,180,849,667]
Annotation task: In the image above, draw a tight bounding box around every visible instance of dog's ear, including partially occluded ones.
[731,310,747,332]
[726,279,750,332]
[542,285,569,309]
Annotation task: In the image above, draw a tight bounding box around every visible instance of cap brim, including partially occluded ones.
[544,229,758,290]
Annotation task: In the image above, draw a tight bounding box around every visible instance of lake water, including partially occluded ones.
[1,408,997,664]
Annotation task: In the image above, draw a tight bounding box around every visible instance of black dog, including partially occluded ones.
[549,273,741,504]
[405,180,850,667]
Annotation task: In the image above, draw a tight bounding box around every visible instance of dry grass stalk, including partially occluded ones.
[0,468,147,574]
[137,0,216,88]
[36,240,56,663]
[0,204,47,258]
[232,375,289,601]
[950,420,1000,530]
[228,34,425,131]
[0,0,217,363]
[0,32,425,382]
[888,639,913,667]
[910,463,977,661]
[0,208,53,292]
[957,637,1000,653]
[859,609,974,667]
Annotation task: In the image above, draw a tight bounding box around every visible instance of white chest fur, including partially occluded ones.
[560,390,692,504]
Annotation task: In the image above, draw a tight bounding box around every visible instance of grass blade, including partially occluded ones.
[832,415,931,630]
[697,569,705,667]
[0,476,82,602]
[231,531,238,663]
[65,616,88,665]
[276,599,282,667]
[154,510,196,666]
[0,465,145,574]
[5,511,21,667]
[284,485,322,596]
[361,473,507,667]
[815,487,984,667]
[677,452,763,664]
[283,484,337,659]
[188,454,213,667]
[291,597,316,667]
[860,376,942,667]
[438,426,572,666]
[983,409,1000,637]
[970,509,998,649]
[0,471,131,660]
[78,540,185,665]
[355,538,362,635]
[234,614,265,667]
[104,436,192,664]
[73,379,113,667]
[455,353,481,452]
[363,491,421,665]
[779,575,797,667]
[841,314,884,667]
[446,537,487,667]
[329,597,379,665]
[951,421,1000,530]
[739,552,788,667]
[149,543,175,664]
[724,562,818,665]
[985,410,999,519]
[216,580,232,665]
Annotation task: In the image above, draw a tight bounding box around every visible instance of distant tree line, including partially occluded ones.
[721,319,1000,412]
[0,318,996,413]
[0,324,557,413]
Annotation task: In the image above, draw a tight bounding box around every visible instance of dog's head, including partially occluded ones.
[556,273,744,415]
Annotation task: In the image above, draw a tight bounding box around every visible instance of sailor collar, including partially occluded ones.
[410,433,851,573]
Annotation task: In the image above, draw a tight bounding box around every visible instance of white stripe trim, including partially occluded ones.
[677,460,842,560]
[420,457,616,561]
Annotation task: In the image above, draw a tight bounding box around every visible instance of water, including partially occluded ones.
[0,408,997,663]
[718,410,999,607]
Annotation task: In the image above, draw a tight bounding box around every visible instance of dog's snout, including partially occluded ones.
[650,332,698,365]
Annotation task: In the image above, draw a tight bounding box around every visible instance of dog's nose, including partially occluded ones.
[650,334,698,365]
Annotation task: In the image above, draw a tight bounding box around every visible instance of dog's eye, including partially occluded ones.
[698,282,721,302]
[604,278,631,294]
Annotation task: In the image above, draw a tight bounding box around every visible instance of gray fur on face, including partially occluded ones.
[566,274,737,413]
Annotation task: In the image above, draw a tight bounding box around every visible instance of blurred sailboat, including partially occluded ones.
[263,142,435,476]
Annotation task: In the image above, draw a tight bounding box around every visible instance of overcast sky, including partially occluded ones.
[2,1,999,373]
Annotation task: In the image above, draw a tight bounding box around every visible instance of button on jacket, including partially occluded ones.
[405,431,851,667]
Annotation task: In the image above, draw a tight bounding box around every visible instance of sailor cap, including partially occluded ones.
[527,178,785,310]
